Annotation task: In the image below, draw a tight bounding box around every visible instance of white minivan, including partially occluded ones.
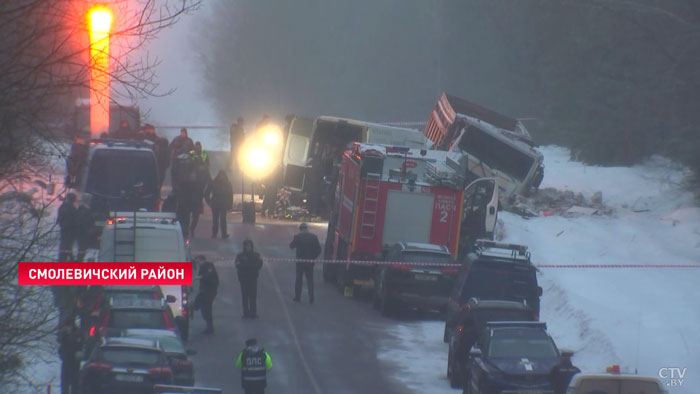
[98,211,197,340]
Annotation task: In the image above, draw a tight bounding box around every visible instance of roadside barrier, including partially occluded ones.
[192,253,700,269]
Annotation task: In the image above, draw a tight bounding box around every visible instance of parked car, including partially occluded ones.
[86,298,177,356]
[465,321,560,394]
[123,329,196,386]
[78,337,173,394]
[566,373,667,394]
[447,239,542,340]
[447,299,535,388]
[99,211,197,340]
[373,242,460,316]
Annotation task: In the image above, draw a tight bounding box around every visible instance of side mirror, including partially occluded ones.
[538,286,543,296]
[186,349,197,356]
[470,347,483,358]
[165,295,177,303]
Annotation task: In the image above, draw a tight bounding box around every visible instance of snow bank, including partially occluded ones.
[380,145,700,394]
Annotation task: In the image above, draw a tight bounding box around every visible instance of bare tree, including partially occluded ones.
[0,0,199,390]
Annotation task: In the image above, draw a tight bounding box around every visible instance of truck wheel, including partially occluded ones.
[379,280,394,317]
[180,319,189,341]
[322,263,336,283]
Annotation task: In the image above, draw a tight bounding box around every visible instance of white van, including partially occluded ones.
[98,211,196,340]
[566,373,667,394]
[282,115,432,191]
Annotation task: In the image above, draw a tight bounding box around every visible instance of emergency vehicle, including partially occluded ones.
[423,93,544,200]
[323,142,498,289]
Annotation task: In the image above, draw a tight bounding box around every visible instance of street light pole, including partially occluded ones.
[88,6,113,138]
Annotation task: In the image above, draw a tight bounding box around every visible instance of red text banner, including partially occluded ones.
[17,262,192,285]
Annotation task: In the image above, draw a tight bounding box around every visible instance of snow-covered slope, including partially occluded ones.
[380,146,700,394]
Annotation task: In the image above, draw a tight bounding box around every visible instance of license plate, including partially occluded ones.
[414,274,438,281]
[114,374,144,382]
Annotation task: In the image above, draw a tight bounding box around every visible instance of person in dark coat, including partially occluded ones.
[189,142,210,237]
[550,350,581,394]
[205,170,233,238]
[235,338,273,394]
[75,193,94,262]
[170,128,194,187]
[235,239,263,318]
[162,192,178,213]
[197,259,219,334]
[57,193,78,261]
[113,120,137,140]
[289,222,321,304]
[176,170,199,240]
[58,319,82,394]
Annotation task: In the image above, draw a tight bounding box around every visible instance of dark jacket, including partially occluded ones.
[170,135,194,156]
[58,325,83,362]
[199,263,219,299]
[289,231,322,260]
[57,201,78,235]
[235,251,263,281]
[75,205,94,243]
[205,174,233,210]
[550,359,581,394]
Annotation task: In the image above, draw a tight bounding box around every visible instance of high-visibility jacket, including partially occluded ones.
[236,346,272,388]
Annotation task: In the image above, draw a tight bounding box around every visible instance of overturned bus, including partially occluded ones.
[424,93,544,199]
[282,115,432,192]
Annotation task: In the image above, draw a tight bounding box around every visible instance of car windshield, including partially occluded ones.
[106,290,160,301]
[400,252,454,264]
[100,347,161,366]
[488,329,558,359]
[474,308,533,328]
[109,310,165,329]
[462,268,536,303]
[86,149,158,198]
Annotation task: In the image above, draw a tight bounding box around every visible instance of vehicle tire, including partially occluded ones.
[180,318,189,341]
[322,263,336,283]
[379,279,394,317]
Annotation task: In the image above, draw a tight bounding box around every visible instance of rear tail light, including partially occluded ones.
[163,311,174,330]
[148,367,173,375]
[89,326,96,336]
[390,264,412,271]
[441,267,459,274]
[86,361,113,371]
[457,326,463,333]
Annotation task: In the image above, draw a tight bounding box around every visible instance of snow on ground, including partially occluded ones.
[379,145,700,394]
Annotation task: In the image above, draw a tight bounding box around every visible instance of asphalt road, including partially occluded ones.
[185,214,410,394]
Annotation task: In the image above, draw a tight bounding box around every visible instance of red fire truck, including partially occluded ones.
[323,142,499,289]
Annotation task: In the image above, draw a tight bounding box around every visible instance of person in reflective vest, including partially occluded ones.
[236,338,272,394]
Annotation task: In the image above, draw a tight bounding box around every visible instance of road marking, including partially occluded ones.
[264,262,322,394]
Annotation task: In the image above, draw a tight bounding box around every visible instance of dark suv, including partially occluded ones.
[373,242,460,316]
[465,322,560,394]
[86,298,177,356]
[446,240,542,340]
[447,299,535,388]
[78,337,173,394]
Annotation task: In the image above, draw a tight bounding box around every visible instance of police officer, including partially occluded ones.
[235,239,263,318]
[58,318,83,394]
[290,222,321,304]
[550,349,581,394]
[236,338,272,394]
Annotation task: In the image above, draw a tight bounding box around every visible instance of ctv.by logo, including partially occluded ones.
[658,367,686,387]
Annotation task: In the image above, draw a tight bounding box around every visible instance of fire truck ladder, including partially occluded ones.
[113,211,137,262]
[359,173,381,239]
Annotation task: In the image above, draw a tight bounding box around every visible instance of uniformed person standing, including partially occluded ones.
[550,350,581,394]
[235,239,263,318]
[235,338,272,394]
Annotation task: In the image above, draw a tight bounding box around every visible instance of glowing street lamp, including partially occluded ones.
[88,6,113,137]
